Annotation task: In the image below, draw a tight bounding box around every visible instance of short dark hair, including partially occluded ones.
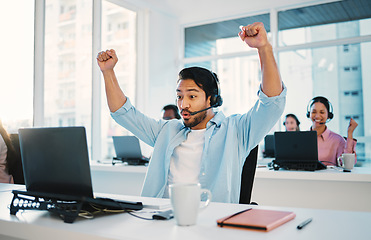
[162,104,181,119]
[178,66,219,101]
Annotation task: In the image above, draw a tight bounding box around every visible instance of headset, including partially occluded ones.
[209,71,223,108]
[188,70,223,116]
[306,96,334,121]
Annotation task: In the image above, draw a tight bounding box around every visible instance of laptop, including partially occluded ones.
[263,135,275,158]
[272,131,326,171]
[16,127,143,221]
[112,136,149,165]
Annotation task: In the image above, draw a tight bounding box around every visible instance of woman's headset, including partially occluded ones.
[283,114,300,127]
[306,96,334,120]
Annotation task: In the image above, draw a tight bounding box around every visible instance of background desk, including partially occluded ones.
[1,183,370,240]
[91,164,371,212]
[253,167,371,212]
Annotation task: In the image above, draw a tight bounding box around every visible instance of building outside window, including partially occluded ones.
[100,0,137,160]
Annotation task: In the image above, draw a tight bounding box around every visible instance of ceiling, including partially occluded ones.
[279,0,371,30]
[133,0,335,24]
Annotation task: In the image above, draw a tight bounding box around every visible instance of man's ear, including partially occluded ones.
[206,95,212,107]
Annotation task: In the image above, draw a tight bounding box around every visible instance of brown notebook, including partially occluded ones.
[217,208,296,232]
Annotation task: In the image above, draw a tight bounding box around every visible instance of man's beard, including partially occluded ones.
[183,110,207,128]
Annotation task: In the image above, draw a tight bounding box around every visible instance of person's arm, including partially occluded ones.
[345,118,358,154]
[96,49,127,112]
[238,22,282,97]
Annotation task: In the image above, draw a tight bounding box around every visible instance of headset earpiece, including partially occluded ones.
[210,94,223,107]
[209,71,223,108]
[328,112,334,119]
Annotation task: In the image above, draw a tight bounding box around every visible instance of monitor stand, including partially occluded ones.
[10,190,84,223]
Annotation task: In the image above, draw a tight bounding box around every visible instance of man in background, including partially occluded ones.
[162,104,181,120]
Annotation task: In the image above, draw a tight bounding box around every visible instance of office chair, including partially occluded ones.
[239,145,258,204]
[9,134,25,184]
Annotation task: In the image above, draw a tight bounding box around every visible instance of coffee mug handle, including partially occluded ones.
[337,156,343,167]
[199,189,212,211]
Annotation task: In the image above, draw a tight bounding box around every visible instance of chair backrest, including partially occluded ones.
[9,134,25,184]
[239,145,258,204]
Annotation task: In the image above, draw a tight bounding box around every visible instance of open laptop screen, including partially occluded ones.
[273,131,326,171]
[18,127,93,198]
[274,131,318,161]
[112,136,143,159]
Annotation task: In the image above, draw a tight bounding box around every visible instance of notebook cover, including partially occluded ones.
[217,209,296,232]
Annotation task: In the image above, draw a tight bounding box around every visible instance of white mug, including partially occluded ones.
[169,183,212,226]
[337,153,355,171]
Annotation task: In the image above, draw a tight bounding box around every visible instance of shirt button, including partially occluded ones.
[202,172,206,176]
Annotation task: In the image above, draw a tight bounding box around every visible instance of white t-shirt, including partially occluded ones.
[163,129,206,198]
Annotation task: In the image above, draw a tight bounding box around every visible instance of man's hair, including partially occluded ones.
[162,104,181,119]
[178,67,219,101]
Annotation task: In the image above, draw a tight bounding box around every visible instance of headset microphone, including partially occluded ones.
[189,106,213,115]
[320,118,332,124]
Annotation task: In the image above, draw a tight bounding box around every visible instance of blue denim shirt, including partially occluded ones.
[111,86,286,203]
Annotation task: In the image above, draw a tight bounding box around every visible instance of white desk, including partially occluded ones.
[253,167,371,212]
[0,183,370,240]
[90,164,371,212]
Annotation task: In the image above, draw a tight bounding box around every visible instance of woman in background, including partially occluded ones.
[0,120,15,183]
[307,96,358,166]
[283,113,300,131]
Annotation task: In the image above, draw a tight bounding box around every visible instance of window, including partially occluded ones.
[44,0,93,138]
[100,0,137,160]
[0,0,34,133]
[42,0,137,161]
[343,45,349,52]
